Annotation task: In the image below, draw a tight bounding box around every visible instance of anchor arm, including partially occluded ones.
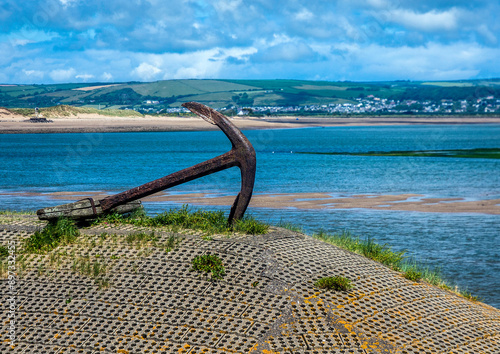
[181,102,256,223]
[98,150,237,211]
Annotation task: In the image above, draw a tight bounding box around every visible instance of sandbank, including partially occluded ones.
[6,190,500,215]
[1,109,500,134]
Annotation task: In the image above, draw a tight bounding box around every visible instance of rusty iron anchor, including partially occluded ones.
[36,102,256,224]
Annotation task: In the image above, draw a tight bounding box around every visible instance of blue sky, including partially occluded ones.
[1,0,499,84]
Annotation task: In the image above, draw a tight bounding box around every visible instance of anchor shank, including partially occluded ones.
[99,150,237,211]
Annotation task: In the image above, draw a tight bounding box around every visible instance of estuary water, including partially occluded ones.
[1,124,499,307]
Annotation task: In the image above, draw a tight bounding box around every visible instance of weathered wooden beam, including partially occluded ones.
[37,199,142,221]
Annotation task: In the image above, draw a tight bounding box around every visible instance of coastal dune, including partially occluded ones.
[1,108,500,134]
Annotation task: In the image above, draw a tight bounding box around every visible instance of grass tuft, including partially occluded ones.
[94,205,269,235]
[71,256,109,289]
[403,268,422,282]
[313,230,481,302]
[0,246,9,278]
[152,206,228,233]
[276,220,304,233]
[314,276,353,291]
[233,216,269,235]
[314,230,405,268]
[0,261,7,278]
[190,254,225,281]
[459,289,481,302]
[0,245,8,260]
[125,231,158,248]
[23,218,79,254]
[164,234,181,253]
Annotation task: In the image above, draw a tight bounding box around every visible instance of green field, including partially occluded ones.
[1,78,499,111]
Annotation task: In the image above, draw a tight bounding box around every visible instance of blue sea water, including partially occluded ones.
[1,124,499,307]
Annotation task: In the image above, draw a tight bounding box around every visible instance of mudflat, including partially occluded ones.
[7,190,500,215]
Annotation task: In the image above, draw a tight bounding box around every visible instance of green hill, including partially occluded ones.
[1,79,499,112]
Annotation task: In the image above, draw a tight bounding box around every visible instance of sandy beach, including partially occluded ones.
[1,108,500,134]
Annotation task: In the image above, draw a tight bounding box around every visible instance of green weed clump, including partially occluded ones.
[0,245,8,260]
[233,216,269,235]
[314,230,481,302]
[276,220,304,233]
[23,218,79,254]
[190,254,225,281]
[152,206,228,232]
[95,205,269,235]
[0,261,7,278]
[314,230,405,268]
[403,268,422,282]
[125,231,158,248]
[314,276,353,291]
[164,235,181,253]
[71,256,109,289]
[459,290,481,302]
[0,246,8,277]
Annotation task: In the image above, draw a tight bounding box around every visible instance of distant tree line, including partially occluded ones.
[92,88,143,105]
[232,92,254,106]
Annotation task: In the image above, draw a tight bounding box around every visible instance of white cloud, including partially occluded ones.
[23,70,44,79]
[213,0,242,13]
[477,24,497,44]
[386,8,459,32]
[335,42,497,80]
[132,63,162,81]
[365,0,388,8]
[49,68,76,81]
[127,47,258,80]
[167,50,224,79]
[101,72,113,81]
[253,41,318,63]
[339,17,366,42]
[59,0,76,7]
[11,39,32,46]
[6,29,59,45]
[2,1,499,83]
[75,74,94,81]
[295,9,314,21]
[260,34,293,48]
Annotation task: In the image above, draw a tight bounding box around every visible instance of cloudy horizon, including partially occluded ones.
[1,0,499,84]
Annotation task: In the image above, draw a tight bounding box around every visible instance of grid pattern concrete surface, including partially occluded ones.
[1,215,499,353]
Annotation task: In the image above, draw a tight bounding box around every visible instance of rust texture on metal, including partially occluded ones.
[37,102,256,224]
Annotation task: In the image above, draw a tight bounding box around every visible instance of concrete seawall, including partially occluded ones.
[1,215,499,353]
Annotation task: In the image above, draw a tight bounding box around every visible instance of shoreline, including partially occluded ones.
[1,113,500,134]
[5,190,500,215]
